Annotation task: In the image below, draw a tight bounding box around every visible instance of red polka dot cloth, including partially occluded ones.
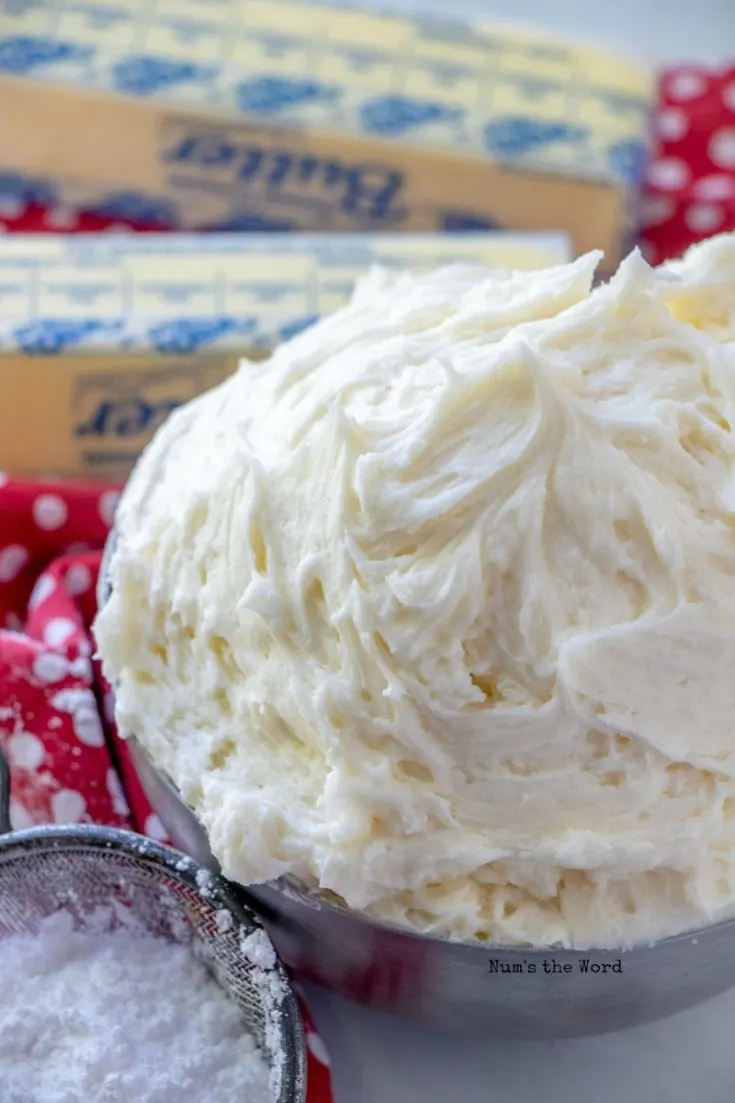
[641,64,735,263]
[0,198,169,235]
[0,474,333,1103]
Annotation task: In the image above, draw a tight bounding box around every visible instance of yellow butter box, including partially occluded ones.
[0,1,653,262]
[0,230,570,481]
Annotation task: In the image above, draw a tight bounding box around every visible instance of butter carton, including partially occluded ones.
[0,230,570,480]
[0,1,653,262]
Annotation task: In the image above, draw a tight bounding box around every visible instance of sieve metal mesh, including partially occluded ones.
[0,827,306,1103]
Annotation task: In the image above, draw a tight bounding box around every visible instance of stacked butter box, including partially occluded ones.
[0,0,655,480]
[0,231,570,479]
[0,0,654,260]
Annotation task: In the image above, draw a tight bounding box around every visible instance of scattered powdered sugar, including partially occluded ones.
[0,911,273,1103]
[216,907,235,934]
[241,928,277,971]
[195,868,215,897]
[240,927,288,1100]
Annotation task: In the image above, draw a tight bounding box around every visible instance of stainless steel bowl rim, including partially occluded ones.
[134,734,735,957]
[98,530,735,957]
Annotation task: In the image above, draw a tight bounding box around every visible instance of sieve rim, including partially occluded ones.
[0,816,307,1103]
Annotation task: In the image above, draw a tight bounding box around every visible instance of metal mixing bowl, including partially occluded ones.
[99,532,735,1040]
[129,736,735,1040]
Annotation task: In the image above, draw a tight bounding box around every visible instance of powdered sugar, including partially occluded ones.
[240,928,288,1100]
[241,928,278,971]
[216,907,235,934]
[0,911,272,1103]
[195,868,214,897]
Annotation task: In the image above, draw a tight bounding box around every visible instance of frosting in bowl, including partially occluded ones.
[96,238,735,948]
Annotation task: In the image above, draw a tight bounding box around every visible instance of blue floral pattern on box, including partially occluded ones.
[279,315,319,341]
[484,116,587,156]
[146,317,255,354]
[0,172,58,207]
[607,139,646,184]
[0,35,92,74]
[14,319,122,355]
[211,213,296,232]
[442,211,502,231]
[360,95,463,136]
[235,76,339,116]
[112,56,215,96]
[85,192,179,226]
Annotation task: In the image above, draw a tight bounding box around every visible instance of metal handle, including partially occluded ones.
[0,747,12,836]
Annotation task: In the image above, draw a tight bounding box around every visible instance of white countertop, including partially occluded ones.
[298,1,735,1100]
[305,981,735,1102]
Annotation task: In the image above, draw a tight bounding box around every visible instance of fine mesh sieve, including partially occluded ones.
[0,750,306,1103]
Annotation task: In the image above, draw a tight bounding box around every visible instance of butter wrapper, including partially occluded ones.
[0,1,653,260]
[0,230,570,480]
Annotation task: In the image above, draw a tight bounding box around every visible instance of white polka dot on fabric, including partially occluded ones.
[106,767,131,816]
[69,655,93,680]
[51,788,87,824]
[98,490,120,527]
[51,688,92,712]
[306,1031,331,1067]
[709,127,735,170]
[72,704,105,748]
[32,651,69,685]
[45,206,78,230]
[28,573,56,610]
[32,493,68,532]
[9,799,34,831]
[44,617,77,649]
[647,157,691,191]
[639,195,676,228]
[685,202,725,233]
[65,562,92,596]
[8,731,45,770]
[65,541,91,555]
[694,174,735,201]
[656,106,689,141]
[667,70,708,101]
[0,544,29,583]
[103,690,116,726]
[144,813,168,841]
